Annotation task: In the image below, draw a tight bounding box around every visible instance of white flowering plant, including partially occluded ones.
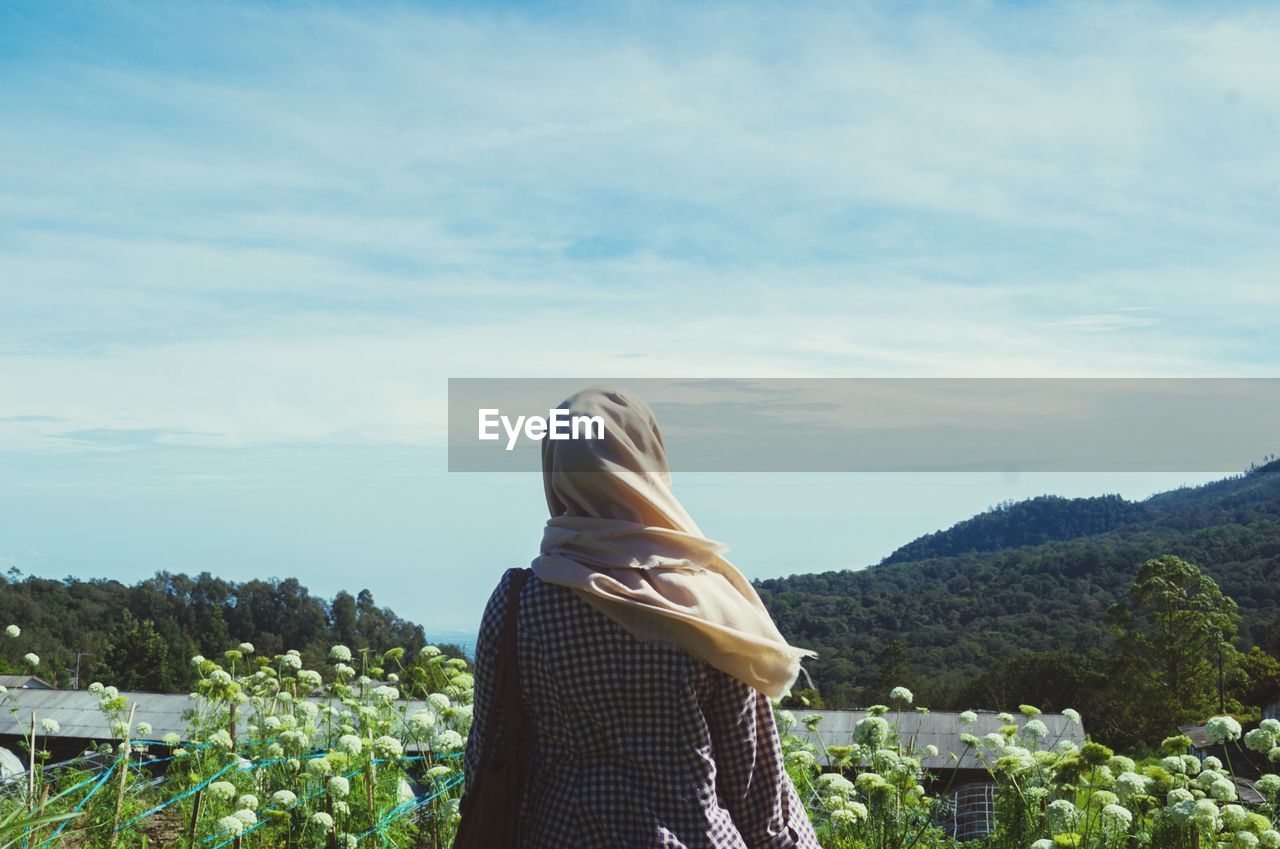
[0,619,476,849]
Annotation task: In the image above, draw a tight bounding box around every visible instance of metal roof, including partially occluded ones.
[0,675,53,689]
[790,709,1086,771]
[0,689,434,743]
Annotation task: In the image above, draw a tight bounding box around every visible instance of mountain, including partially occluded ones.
[756,460,1280,710]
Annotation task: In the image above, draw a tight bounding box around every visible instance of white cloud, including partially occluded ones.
[2,1,1278,455]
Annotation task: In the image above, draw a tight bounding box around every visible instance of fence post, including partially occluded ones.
[108,702,138,848]
[187,788,204,849]
[27,712,36,812]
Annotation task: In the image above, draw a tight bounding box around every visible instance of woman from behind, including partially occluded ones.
[461,386,820,848]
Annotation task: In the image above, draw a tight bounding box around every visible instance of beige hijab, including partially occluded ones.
[530,386,815,699]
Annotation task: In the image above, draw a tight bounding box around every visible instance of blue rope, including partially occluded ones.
[352,773,465,843]
[115,761,238,832]
[37,763,117,848]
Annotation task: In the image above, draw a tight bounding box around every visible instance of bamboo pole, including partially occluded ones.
[187,788,205,849]
[109,702,138,848]
[27,712,36,812]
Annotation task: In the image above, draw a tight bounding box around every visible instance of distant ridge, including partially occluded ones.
[756,460,1280,708]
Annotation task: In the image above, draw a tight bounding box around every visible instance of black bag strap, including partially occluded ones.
[483,567,531,770]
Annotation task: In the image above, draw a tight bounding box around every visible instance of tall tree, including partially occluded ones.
[1106,555,1242,744]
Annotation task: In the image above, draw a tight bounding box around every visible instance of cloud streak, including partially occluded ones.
[2,0,1278,456]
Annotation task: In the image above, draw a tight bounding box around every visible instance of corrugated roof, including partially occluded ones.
[0,690,434,743]
[790,709,1086,771]
[0,675,53,689]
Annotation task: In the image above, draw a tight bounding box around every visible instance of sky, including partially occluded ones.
[1,1,1277,636]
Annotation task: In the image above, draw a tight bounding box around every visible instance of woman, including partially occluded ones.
[463,386,820,848]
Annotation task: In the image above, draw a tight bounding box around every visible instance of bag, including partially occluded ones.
[454,567,532,849]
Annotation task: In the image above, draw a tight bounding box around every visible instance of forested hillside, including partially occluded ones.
[0,571,432,691]
[758,460,1280,734]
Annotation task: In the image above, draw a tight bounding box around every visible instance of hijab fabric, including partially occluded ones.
[530,386,815,699]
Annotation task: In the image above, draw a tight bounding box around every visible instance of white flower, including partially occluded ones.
[1063,708,1081,725]
[87,682,104,694]
[852,716,890,748]
[310,812,334,830]
[431,730,463,752]
[329,645,352,663]
[925,744,939,757]
[337,735,362,756]
[814,773,856,798]
[216,815,244,837]
[328,776,350,797]
[1046,799,1078,833]
[1256,774,1280,798]
[162,732,181,746]
[1262,718,1280,735]
[371,685,399,703]
[305,757,332,777]
[297,670,323,690]
[191,655,205,666]
[23,652,39,667]
[209,669,232,686]
[421,645,442,659]
[1222,804,1249,831]
[208,782,237,802]
[427,693,451,712]
[1109,755,1136,773]
[373,735,403,759]
[208,730,234,749]
[889,686,913,705]
[1210,776,1237,801]
[1115,772,1149,801]
[39,718,60,735]
[1260,830,1280,849]
[1245,728,1277,754]
[271,790,298,808]
[1021,719,1048,739]
[135,722,152,737]
[279,653,302,671]
[409,710,436,734]
[1205,715,1243,745]
[1101,803,1133,830]
[5,625,19,638]
[237,794,259,811]
[233,809,257,826]
[238,642,255,654]
[958,710,978,727]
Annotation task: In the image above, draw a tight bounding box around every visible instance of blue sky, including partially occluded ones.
[1,1,1276,635]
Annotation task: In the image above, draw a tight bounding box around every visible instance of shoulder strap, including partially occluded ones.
[485,567,532,769]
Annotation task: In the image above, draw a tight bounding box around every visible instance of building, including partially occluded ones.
[0,674,54,690]
[791,709,1086,841]
[0,688,437,765]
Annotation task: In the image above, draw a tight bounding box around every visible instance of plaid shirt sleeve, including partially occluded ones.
[698,667,822,849]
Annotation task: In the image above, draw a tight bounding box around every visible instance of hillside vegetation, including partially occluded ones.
[758,461,1280,744]
[0,571,432,691]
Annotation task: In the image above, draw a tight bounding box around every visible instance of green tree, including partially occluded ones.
[1106,555,1242,745]
[99,610,174,692]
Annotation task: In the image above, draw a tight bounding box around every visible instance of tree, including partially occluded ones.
[1106,555,1242,745]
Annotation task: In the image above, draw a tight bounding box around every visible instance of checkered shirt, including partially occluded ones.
[463,568,821,849]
